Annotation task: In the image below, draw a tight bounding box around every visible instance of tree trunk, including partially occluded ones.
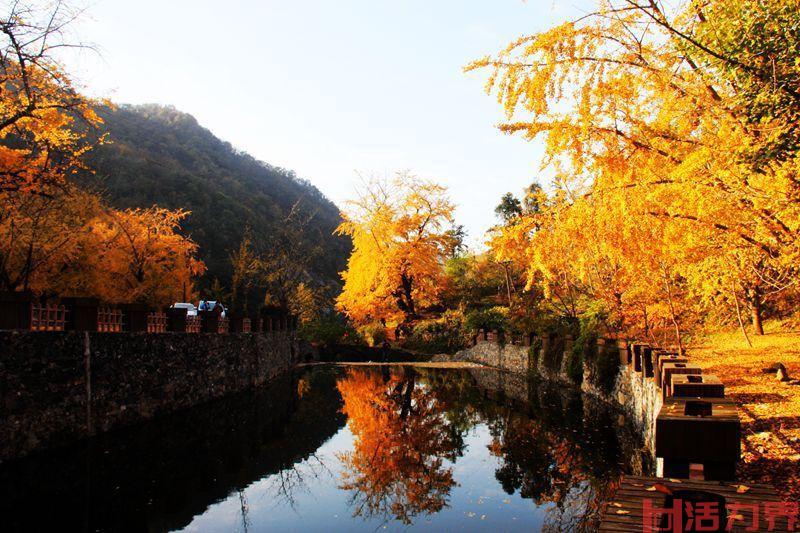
[661,266,684,355]
[731,283,752,348]
[501,262,514,307]
[750,288,764,336]
[400,272,416,318]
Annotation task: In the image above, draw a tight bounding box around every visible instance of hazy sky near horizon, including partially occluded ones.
[67,0,592,246]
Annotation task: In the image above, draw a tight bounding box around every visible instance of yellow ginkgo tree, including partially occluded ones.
[336,173,456,328]
[471,0,800,342]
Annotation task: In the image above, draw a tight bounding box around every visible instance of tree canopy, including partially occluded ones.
[335,173,456,327]
[469,0,800,342]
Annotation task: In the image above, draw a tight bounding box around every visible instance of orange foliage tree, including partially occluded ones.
[0,2,204,306]
[0,2,104,194]
[85,207,206,306]
[0,187,205,306]
[336,173,456,327]
[0,185,101,293]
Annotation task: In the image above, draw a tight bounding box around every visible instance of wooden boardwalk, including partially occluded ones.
[600,475,793,532]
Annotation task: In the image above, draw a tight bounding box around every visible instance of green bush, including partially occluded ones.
[298,313,360,346]
[403,310,471,354]
[570,303,620,393]
[359,322,388,347]
[592,345,621,395]
[464,306,509,333]
[528,339,541,375]
[565,342,586,385]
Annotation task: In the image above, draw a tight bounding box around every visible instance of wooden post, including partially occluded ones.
[63,297,99,332]
[122,303,149,332]
[166,307,188,332]
[671,374,725,398]
[0,291,33,330]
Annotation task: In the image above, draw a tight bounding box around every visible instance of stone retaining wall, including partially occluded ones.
[439,337,530,374]
[0,330,304,462]
[607,365,662,449]
[447,336,660,455]
[450,335,738,478]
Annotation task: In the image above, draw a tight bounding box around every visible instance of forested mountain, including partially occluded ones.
[76,104,350,301]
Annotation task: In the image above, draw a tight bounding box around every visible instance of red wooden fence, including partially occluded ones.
[30,304,67,331]
[185,315,201,333]
[97,307,123,332]
[147,311,167,333]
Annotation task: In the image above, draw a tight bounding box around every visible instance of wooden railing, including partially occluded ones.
[30,304,67,331]
[97,307,123,332]
[185,314,201,333]
[147,311,167,333]
[2,295,297,334]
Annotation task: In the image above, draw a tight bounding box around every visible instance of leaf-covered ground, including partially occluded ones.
[689,322,800,501]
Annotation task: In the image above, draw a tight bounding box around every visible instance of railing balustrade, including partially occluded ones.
[30,303,67,331]
[98,307,124,332]
[185,314,201,333]
[3,296,294,335]
[147,311,168,333]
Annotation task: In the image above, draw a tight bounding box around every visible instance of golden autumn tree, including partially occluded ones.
[336,367,459,524]
[0,2,104,194]
[85,207,206,306]
[336,173,455,327]
[0,185,101,293]
[472,0,800,341]
[0,2,206,307]
[0,188,205,306]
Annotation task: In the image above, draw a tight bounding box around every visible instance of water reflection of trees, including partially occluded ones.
[480,376,632,532]
[336,367,465,524]
[335,367,638,530]
[486,409,615,531]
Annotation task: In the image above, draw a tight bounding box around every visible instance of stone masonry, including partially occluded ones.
[0,330,303,462]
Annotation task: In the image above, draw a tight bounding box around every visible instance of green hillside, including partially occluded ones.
[77,103,350,301]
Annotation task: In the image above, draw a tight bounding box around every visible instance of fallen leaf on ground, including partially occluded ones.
[646,484,673,495]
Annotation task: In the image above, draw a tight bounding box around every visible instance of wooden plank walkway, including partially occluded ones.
[600,475,794,532]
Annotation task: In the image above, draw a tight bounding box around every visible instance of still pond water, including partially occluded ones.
[0,365,648,532]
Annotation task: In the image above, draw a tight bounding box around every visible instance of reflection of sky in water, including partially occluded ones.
[179,423,547,532]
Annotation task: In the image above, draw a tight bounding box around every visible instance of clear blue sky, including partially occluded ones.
[67,0,592,246]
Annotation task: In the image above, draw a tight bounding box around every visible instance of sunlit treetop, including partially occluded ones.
[336,172,456,327]
[0,1,105,194]
[471,0,800,341]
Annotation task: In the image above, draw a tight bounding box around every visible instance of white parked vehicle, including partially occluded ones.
[170,302,198,316]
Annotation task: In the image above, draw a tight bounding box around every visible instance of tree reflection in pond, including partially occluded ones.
[336,366,463,524]
[488,410,617,531]
[335,366,642,531]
